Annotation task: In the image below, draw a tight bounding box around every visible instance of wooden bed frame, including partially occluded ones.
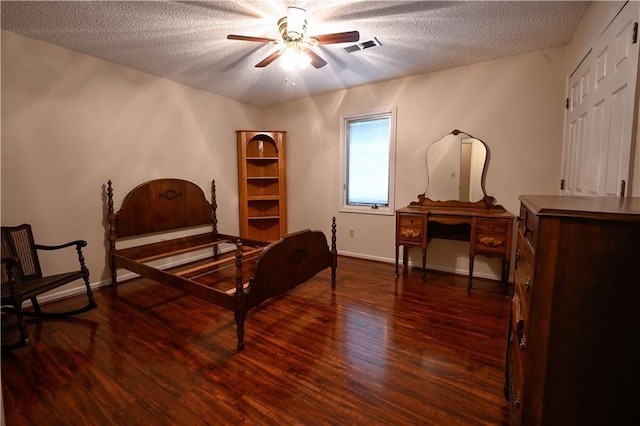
[106,178,337,350]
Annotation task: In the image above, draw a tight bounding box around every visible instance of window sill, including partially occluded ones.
[339,206,394,216]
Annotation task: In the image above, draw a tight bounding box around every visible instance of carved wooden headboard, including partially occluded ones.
[107,178,217,239]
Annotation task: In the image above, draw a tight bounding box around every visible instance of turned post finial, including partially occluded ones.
[234,239,243,295]
[211,179,218,236]
[106,180,118,285]
[330,216,337,288]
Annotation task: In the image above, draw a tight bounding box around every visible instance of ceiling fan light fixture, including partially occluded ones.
[280,44,311,70]
[229,6,357,70]
[282,6,307,41]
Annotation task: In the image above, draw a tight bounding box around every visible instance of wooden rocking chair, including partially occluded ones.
[1,224,97,350]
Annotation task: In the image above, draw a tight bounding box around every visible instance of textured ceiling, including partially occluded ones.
[1,1,590,107]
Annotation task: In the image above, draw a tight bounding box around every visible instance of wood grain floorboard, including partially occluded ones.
[2,256,511,425]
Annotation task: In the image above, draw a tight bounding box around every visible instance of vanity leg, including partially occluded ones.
[422,249,427,281]
[468,255,475,290]
[402,245,408,274]
[395,244,400,276]
[502,258,510,295]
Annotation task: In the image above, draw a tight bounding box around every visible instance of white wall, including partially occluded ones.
[1,0,629,291]
[1,31,262,290]
[263,47,566,279]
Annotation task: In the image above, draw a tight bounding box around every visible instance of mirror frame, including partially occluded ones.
[410,129,502,211]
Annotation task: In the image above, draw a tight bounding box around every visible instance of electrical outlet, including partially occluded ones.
[349,230,355,238]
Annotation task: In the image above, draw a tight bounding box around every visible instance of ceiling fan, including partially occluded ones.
[227,6,359,69]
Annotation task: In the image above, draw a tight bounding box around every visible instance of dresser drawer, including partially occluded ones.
[514,275,532,339]
[515,235,534,313]
[518,204,538,253]
[508,300,525,426]
[511,288,529,370]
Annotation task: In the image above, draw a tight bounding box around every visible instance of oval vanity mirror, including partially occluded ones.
[424,130,488,203]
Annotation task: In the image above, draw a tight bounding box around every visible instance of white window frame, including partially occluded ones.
[339,107,397,215]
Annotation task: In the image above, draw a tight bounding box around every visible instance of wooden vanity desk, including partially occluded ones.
[396,129,515,290]
[396,198,514,289]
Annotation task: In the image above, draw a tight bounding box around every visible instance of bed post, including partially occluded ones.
[106,180,118,286]
[234,239,246,351]
[211,179,219,258]
[331,216,337,289]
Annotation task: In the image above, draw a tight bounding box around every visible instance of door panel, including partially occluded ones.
[562,1,638,197]
[564,53,592,195]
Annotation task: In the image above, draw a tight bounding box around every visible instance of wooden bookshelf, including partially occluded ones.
[236,130,287,241]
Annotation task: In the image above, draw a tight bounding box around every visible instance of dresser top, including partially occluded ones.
[520,195,640,222]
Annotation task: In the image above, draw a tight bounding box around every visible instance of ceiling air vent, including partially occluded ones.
[343,37,382,53]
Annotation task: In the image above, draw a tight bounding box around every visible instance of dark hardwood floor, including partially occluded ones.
[2,256,511,425]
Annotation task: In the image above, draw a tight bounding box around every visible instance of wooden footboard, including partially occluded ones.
[233,217,338,350]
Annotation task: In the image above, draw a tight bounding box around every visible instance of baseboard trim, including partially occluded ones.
[337,250,501,282]
[27,249,503,306]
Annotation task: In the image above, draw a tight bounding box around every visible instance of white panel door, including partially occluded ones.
[563,55,591,195]
[562,0,639,196]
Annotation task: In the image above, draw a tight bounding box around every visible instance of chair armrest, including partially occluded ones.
[2,257,20,286]
[34,240,88,251]
[1,256,20,270]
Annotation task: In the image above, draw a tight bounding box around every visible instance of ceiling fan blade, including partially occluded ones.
[227,34,278,44]
[255,50,283,68]
[309,31,360,45]
[303,49,328,69]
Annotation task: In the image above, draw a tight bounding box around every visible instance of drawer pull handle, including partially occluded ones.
[519,335,527,351]
[525,277,531,292]
[479,237,504,248]
[514,392,521,409]
[402,229,420,239]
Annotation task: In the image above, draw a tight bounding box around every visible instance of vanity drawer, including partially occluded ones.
[398,226,423,243]
[477,218,509,234]
[475,233,508,255]
[399,214,424,227]
[397,213,425,244]
[475,218,510,255]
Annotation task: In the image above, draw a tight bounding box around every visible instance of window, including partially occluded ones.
[340,108,396,215]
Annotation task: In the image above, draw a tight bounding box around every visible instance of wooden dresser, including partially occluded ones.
[506,195,640,425]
